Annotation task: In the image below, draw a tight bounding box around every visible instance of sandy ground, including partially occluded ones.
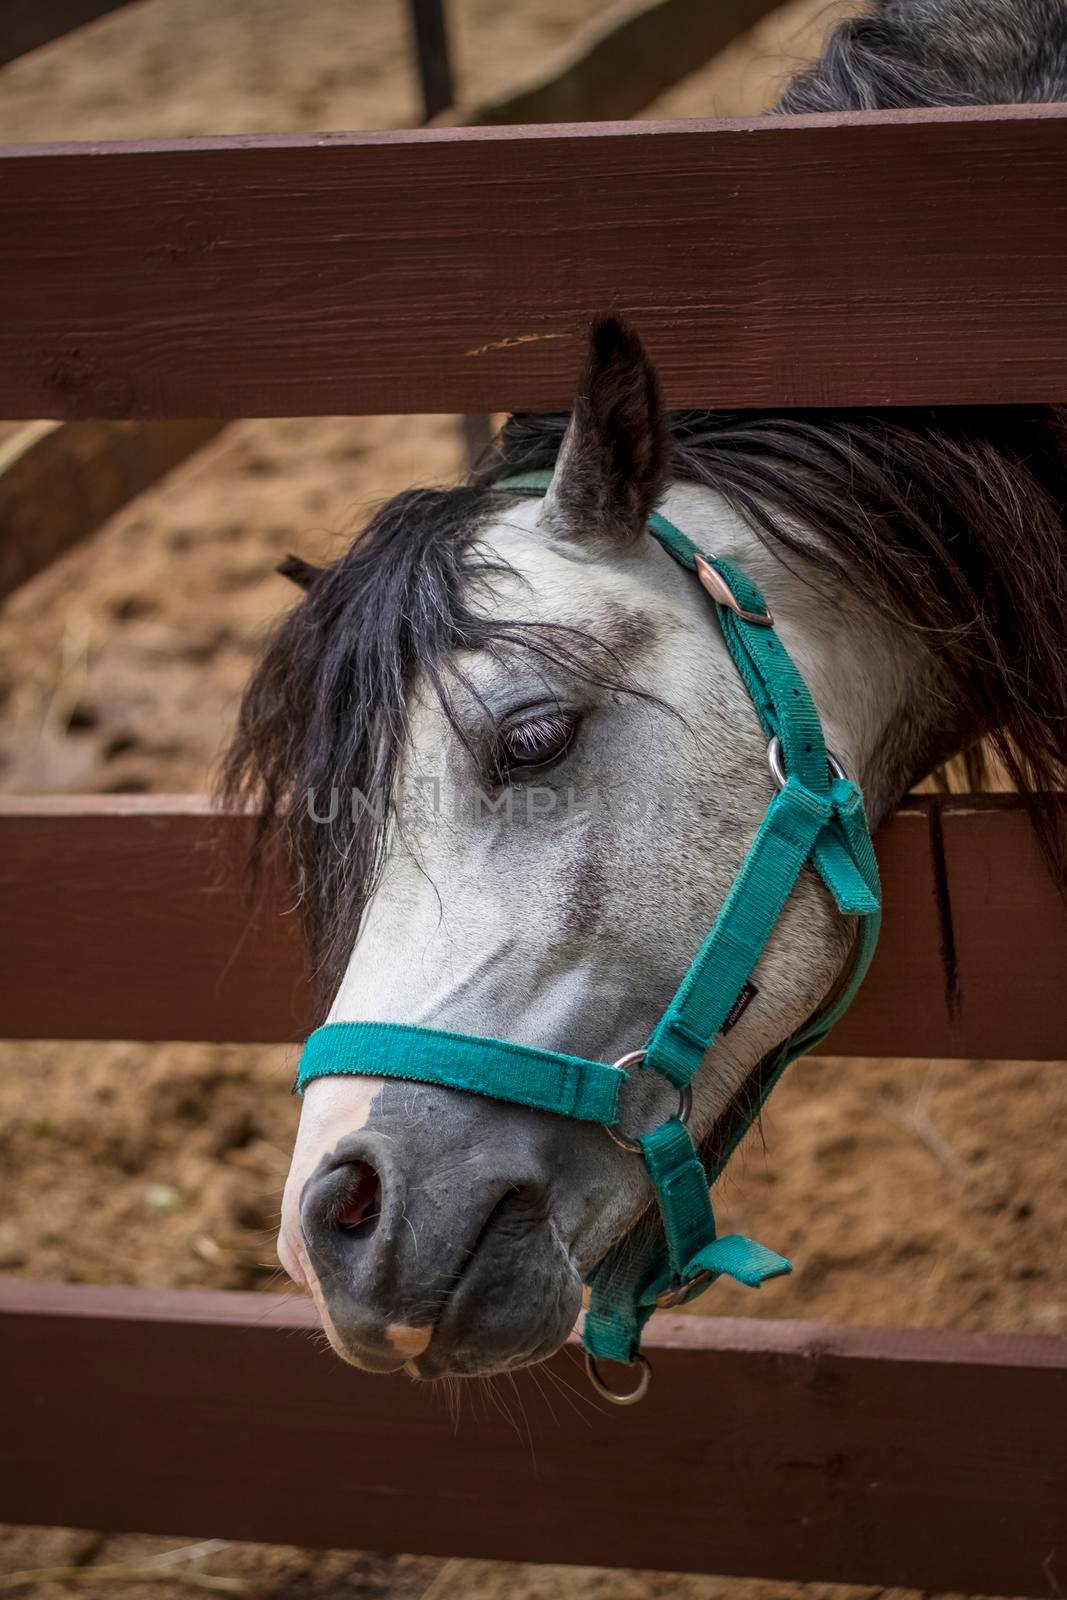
[0,2,1063,1598]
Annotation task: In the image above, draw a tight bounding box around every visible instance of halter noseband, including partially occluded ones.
[295,472,882,1402]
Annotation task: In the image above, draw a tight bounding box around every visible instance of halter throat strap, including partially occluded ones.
[295,471,882,1384]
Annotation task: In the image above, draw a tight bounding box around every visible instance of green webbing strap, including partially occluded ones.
[642,1117,716,1276]
[646,777,839,1087]
[583,861,881,1367]
[294,470,882,1376]
[496,474,881,1360]
[298,1020,623,1124]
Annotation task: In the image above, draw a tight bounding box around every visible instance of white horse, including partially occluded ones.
[223,0,1067,1380]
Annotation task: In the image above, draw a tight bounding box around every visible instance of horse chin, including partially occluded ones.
[407,1253,583,1381]
[294,1230,582,1380]
[406,1332,572,1381]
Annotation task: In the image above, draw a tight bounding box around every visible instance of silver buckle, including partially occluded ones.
[767,735,847,790]
[604,1049,693,1155]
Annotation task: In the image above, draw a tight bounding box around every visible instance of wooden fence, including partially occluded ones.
[2,104,1067,1596]
[3,108,1067,417]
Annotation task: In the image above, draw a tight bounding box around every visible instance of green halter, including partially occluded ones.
[296,471,882,1402]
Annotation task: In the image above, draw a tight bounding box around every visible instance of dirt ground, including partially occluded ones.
[0,2,1063,1598]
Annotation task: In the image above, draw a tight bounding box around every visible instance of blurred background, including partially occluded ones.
[0,2,1062,1597]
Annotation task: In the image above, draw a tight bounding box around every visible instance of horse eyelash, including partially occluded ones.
[501,712,575,761]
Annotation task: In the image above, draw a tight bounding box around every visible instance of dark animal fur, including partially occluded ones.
[222,0,1067,997]
[547,317,670,543]
[277,553,324,591]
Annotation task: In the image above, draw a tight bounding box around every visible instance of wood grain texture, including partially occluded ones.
[1,1280,1064,1593]
[2,106,1067,418]
[0,794,1063,1056]
[940,797,1067,1060]
[0,796,309,1045]
[0,420,225,599]
[0,0,139,69]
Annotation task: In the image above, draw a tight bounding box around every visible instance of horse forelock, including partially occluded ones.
[219,468,653,1004]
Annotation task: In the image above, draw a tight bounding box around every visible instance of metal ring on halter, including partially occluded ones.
[584,1350,652,1405]
[604,1049,693,1154]
[767,735,847,791]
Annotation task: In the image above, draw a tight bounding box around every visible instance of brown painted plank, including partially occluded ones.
[0,795,310,1045]
[0,1,140,69]
[0,794,1063,1056]
[940,796,1067,1061]
[0,420,225,599]
[2,106,1067,418]
[1,1280,1064,1593]
[819,797,945,1059]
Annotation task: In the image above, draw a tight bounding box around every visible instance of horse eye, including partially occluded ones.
[497,712,577,772]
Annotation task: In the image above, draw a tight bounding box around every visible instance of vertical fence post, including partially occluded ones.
[407,0,454,123]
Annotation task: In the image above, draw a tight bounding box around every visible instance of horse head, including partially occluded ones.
[224,309,1066,1381]
[223,320,901,1378]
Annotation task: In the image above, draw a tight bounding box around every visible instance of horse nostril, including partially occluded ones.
[335,1161,381,1234]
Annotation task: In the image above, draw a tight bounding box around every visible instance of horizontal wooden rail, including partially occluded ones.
[0,419,225,599]
[0,793,1064,1056]
[1,1280,1064,1593]
[2,106,1067,417]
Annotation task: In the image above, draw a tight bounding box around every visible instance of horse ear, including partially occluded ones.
[543,316,669,545]
[277,553,324,590]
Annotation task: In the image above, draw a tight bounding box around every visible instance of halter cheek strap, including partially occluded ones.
[294,471,882,1399]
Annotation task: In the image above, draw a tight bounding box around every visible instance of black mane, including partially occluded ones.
[220,476,646,999]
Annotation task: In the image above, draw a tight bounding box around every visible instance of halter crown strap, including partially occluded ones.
[294,469,882,1382]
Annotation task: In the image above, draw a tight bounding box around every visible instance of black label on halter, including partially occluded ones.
[721,981,759,1036]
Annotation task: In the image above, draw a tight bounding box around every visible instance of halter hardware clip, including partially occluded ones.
[584,1350,652,1406]
[654,1271,713,1309]
[695,552,773,627]
[767,735,847,790]
[603,1048,693,1155]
